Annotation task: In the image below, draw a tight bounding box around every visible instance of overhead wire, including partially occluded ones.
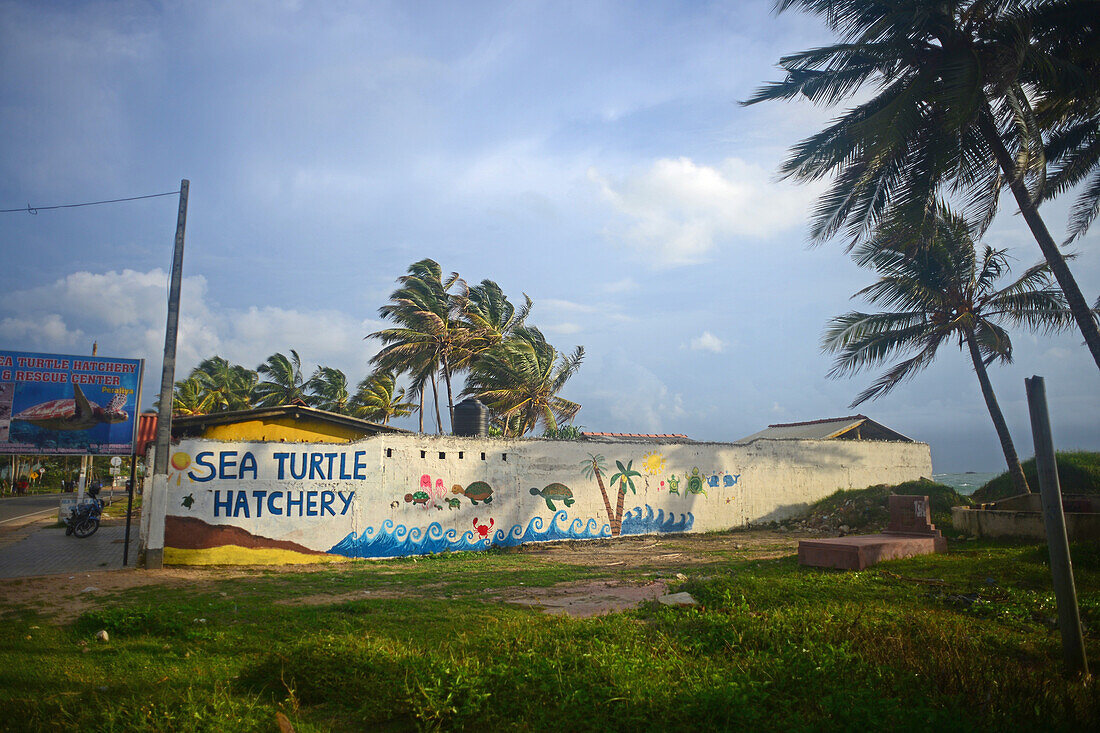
[0,190,180,214]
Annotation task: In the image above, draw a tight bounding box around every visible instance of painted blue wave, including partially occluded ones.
[620,505,694,535]
[327,504,695,559]
[327,511,610,559]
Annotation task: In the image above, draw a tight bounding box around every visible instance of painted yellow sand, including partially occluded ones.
[164,545,350,566]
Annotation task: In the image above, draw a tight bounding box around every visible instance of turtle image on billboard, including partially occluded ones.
[0,350,142,455]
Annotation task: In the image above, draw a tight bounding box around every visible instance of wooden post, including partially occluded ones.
[1025,376,1089,676]
[148,180,188,568]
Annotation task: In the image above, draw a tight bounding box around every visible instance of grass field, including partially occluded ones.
[0,534,1097,731]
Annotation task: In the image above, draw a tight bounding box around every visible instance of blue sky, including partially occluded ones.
[1,0,1097,473]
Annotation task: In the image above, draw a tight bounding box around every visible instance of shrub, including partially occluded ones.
[972,451,1100,502]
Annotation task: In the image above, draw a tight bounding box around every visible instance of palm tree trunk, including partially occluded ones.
[964,330,1030,495]
[441,351,454,433]
[977,109,1100,371]
[430,372,443,434]
[417,387,424,433]
[613,479,627,537]
[593,465,616,536]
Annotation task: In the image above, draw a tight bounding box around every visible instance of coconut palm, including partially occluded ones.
[461,279,532,364]
[745,0,1100,370]
[306,366,351,414]
[171,376,207,416]
[823,206,1075,495]
[351,370,417,425]
[462,326,583,438]
[190,356,256,413]
[370,259,469,432]
[254,350,306,407]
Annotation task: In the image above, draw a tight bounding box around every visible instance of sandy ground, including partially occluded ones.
[0,531,801,621]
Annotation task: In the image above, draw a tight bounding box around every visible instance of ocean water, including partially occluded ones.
[933,472,1000,495]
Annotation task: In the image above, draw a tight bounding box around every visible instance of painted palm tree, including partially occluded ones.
[307,366,351,414]
[351,370,417,425]
[823,206,1075,495]
[370,259,469,432]
[745,0,1100,371]
[607,459,642,537]
[580,453,617,537]
[189,356,256,413]
[254,350,306,407]
[462,326,583,438]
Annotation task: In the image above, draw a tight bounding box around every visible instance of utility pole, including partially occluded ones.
[148,180,188,568]
[1025,376,1088,676]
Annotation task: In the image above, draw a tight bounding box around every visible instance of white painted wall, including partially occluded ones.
[147,434,931,562]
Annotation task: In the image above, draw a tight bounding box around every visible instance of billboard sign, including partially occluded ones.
[0,350,143,455]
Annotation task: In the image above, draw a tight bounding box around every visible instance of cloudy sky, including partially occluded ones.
[1,0,1097,472]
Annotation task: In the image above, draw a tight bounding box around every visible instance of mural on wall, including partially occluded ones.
[157,441,802,565]
[452,481,494,505]
[530,482,574,511]
[580,454,645,537]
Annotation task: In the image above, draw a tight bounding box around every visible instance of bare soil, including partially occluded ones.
[0,531,802,621]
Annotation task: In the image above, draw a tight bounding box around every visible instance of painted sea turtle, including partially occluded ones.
[446,497,461,510]
[13,385,127,432]
[530,483,574,511]
[667,474,680,495]
[452,481,494,505]
[404,490,431,506]
[686,467,706,496]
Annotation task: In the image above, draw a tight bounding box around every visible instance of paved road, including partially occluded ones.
[0,490,129,526]
[0,521,138,578]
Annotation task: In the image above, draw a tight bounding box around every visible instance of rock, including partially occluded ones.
[657,592,698,607]
[276,711,296,733]
[81,586,100,594]
[95,630,109,642]
[674,572,687,581]
[839,525,850,533]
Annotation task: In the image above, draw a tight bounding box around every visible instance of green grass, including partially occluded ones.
[1,539,1097,731]
[973,451,1100,502]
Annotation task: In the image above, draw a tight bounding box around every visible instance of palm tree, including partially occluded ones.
[745,0,1100,371]
[580,453,617,537]
[461,326,584,437]
[254,350,306,407]
[307,366,350,414]
[189,356,256,413]
[461,279,532,363]
[351,370,417,425]
[171,376,207,416]
[823,206,1075,495]
[370,259,469,432]
[607,459,642,537]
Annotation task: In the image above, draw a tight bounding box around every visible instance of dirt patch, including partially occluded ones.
[0,531,803,622]
[499,579,671,617]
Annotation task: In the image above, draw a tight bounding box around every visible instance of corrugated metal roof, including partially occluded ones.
[581,432,694,444]
[735,415,915,443]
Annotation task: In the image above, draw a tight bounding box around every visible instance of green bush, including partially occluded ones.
[972,451,1100,502]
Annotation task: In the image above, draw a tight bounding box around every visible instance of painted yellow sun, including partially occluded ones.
[170,452,192,471]
[642,451,666,475]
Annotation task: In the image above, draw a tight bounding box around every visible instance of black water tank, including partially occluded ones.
[452,398,489,436]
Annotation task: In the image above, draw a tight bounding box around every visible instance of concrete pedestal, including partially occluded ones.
[798,534,947,570]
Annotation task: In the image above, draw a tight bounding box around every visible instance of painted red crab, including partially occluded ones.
[472,517,494,540]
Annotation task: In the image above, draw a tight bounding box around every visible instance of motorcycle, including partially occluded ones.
[65,485,103,538]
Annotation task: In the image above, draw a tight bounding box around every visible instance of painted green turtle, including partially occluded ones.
[404,490,430,506]
[686,467,707,496]
[452,481,494,505]
[530,483,574,511]
[446,497,461,510]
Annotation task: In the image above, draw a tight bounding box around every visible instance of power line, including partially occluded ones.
[0,190,181,215]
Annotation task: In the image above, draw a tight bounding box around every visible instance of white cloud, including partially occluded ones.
[690,331,725,353]
[589,157,816,267]
[603,277,637,294]
[0,269,383,402]
[543,322,582,335]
